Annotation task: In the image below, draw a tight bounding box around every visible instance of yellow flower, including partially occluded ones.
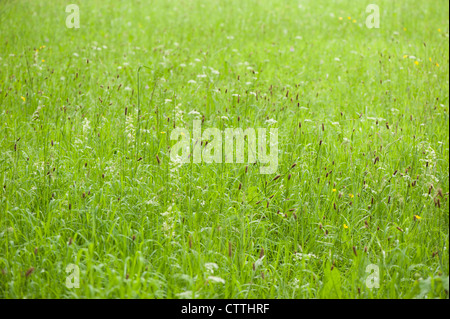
[414,215,422,220]
[21,96,25,101]
[344,224,349,229]
[438,28,441,32]
[353,19,357,23]
[339,17,343,20]
[349,194,354,198]
[403,27,407,31]
[415,61,419,65]
[429,58,432,62]
[403,55,408,59]
[161,131,166,134]
[41,59,45,62]
[332,189,337,192]
[436,63,439,67]
[347,17,351,20]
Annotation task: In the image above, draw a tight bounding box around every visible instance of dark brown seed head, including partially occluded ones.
[228,242,232,257]
[273,175,281,181]
[132,235,136,241]
[25,267,35,277]
[352,246,358,257]
[156,155,160,164]
[259,248,264,259]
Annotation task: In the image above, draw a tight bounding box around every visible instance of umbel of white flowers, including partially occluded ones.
[170,120,278,174]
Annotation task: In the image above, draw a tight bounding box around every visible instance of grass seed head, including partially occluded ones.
[25,267,35,278]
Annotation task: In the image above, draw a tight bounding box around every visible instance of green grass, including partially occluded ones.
[0,0,448,299]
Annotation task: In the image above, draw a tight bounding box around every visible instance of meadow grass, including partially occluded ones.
[0,0,448,298]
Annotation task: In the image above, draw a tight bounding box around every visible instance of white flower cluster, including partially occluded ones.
[125,110,135,145]
[161,205,175,237]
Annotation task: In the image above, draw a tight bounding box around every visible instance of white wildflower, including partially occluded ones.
[205,263,219,274]
[207,276,225,284]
